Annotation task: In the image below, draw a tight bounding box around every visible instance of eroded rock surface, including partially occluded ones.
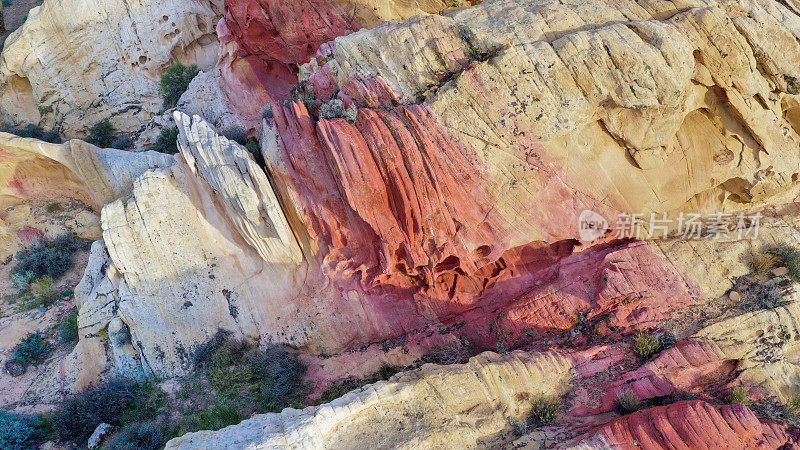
[0,0,223,136]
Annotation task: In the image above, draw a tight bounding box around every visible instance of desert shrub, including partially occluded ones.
[197,401,243,431]
[161,62,199,108]
[29,277,60,303]
[223,127,248,145]
[150,127,179,154]
[616,390,640,414]
[11,271,34,292]
[508,417,528,436]
[422,342,468,365]
[111,136,134,150]
[0,411,50,450]
[528,396,559,427]
[58,310,79,343]
[46,202,62,214]
[1,123,60,143]
[53,378,141,443]
[318,99,358,123]
[633,332,662,359]
[247,345,307,410]
[786,394,800,414]
[2,0,13,7]
[21,14,27,23]
[195,330,308,412]
[261,105,273,119]
[85,119,118,148]
[0,412,34,450]
[741,279,792,311]
[12,234,88,282]
[749,250,781,275]
[316,364,400,405]
[10,332,52,367]
[104,423,163,450]
[726,386,750,405]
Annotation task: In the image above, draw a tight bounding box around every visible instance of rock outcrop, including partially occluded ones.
[167,350,574,449]
[0,0,223,136]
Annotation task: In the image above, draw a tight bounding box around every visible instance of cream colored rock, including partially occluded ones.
[303,0,800,246]
[166,350,573,449]
[0,0,222,136]
[0,133,173,207]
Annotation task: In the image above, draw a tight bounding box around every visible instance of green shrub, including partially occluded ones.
[2,0,13,7]
[150,127,179,154]
[616,390,640,414]
[247,345,307,410]
[528,396,559,427]
[12,234,88,282]
[46,202,62,214]
[53,378,141,443]
[318,99,358,123]
[316,365,400,405]
[161,62,199,108]
[741,280,791,311]
[197,401,243,431]
[633,332,662,359]
[29,277,60,304]
[726,386,750,405]
[104,422,163,450]
[0,412,35,450]
[10,332,52,367]
[0,123,60,143]
[86,119,118,148]
[111,136,134,149]
[58,310,79,343]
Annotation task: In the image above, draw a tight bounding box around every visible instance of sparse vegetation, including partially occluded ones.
[2,0,13,7]
[0,411,50,450]
[508,417,528,436]
[785,394,800,414]
[261,104,273,119]
[111,136,134,150]
[316,364,400,405]
[740,279,792,311]
[58,310,79,343]
[10,332,52,367]
[46,202,62,214]
[616,390,640,414]
[421,341,469,365]
[150,127,179,154]
[104,422,163,450]
[85,119,118,148]
[12,234,88,284]
[318,98,358,123]
[161,62,199,108]
[29,277,60,304]
[0,123,60,143]
[633,332,662,359]
[222,127,248,145]
[725,386,750,405]
[528,396,559,427]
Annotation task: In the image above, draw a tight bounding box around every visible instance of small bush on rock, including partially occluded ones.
[319,98,358,123]
[105,422,163,450]
[528,396,559,427]
[111,136,134,149]
[161,62,199,109]
[86,119,118,148]
[12,234,88,283]
[150,127,179,154]
[53,378,141,444]
[616,390,640,414]
[58,310,79,343]
[726,386,750,405]
[422,342,468,365]
[633,332,662,359]
[0,411,48,450]
[1,123,60,143]
[10,332,52,367]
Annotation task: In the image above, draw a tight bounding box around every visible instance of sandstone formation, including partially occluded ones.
[0,0,222,137]
[167,350,574,449]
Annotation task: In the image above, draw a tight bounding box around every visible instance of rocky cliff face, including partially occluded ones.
[0,0,223,137]
[5,0,800,446]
